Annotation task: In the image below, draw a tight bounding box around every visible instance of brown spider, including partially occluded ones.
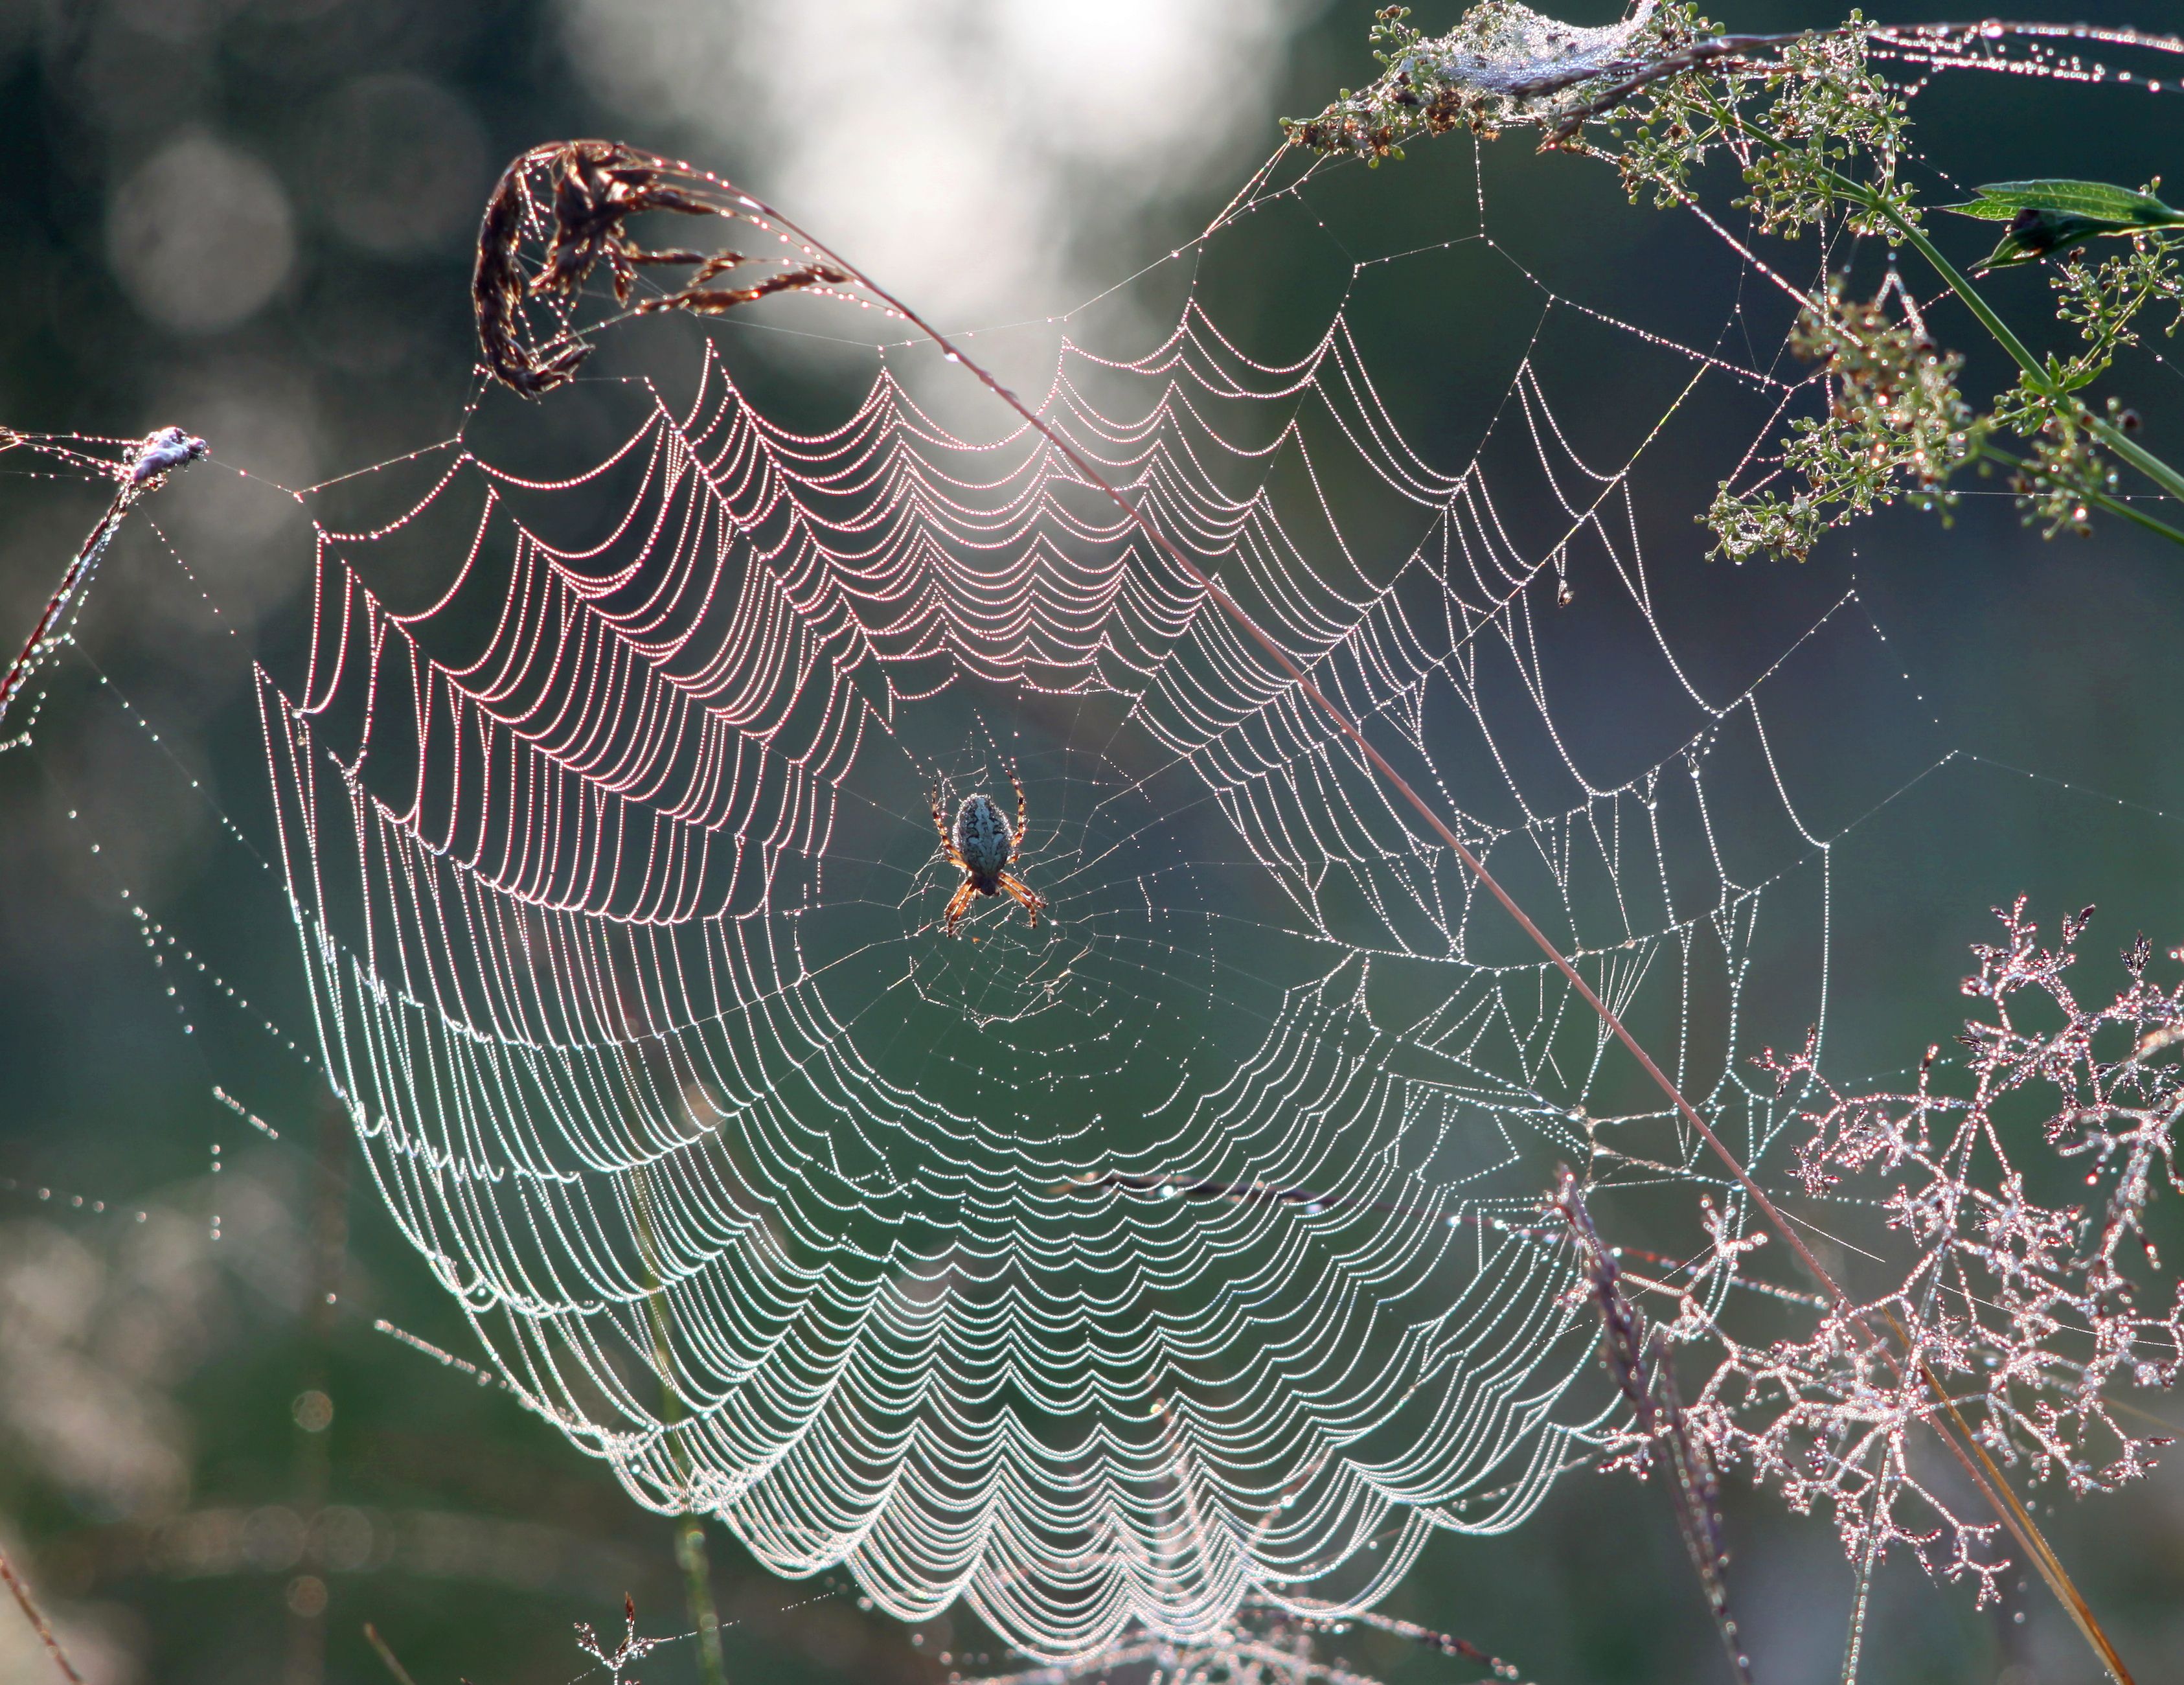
[931,772,1047,937]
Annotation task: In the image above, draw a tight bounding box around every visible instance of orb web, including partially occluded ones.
[249,133,1877,1658]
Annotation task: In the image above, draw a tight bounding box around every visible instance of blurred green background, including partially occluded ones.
[3,2,2182,1682]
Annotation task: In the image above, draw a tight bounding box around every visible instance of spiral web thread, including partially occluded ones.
[62,18,2144,1662]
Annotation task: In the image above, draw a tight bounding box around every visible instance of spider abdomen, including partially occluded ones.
[953,793,1012,888]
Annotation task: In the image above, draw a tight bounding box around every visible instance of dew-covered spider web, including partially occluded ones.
[256,150,1880,1654]
[8,9,2184,1665]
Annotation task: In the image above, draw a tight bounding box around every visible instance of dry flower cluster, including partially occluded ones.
[1638,902,2184,1605]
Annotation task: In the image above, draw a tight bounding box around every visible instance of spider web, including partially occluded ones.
[255,148,1866,1656]
[6,11,2182,1665]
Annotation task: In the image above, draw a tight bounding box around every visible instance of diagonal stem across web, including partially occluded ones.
[716,189,2133,1684]
[473,141,2128,1679]
[0,1552,84,1685]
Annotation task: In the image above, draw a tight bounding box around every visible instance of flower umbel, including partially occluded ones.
[1680,903,2184,1602]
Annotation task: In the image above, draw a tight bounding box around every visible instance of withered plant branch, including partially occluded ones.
[474,141,845,396]
[363,1623,422,1685]
[0,1552,84,1685]
[1555,1171,1749,1685]
[0,426,206,736]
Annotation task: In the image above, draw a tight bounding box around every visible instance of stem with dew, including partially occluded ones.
[0,1552,84,1685]
[632,1173,729,1685]
[0,428,206,739]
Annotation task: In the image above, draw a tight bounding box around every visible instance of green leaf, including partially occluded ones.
[1951,179,2181,225]
[1947,179,2184,271]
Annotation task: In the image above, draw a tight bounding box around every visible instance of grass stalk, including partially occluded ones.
[811,207,2141,1685]
[363,1623,422,1685]
[631,1173,729,1685]
[0,1552,84,1684]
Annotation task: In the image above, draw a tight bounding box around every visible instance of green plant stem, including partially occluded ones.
[675,1519,725,1682]
[2086,411,2184,507]
[1975,444,2184,546]
[2086,487,2184,545]
[1852,181,2184,514]
[633,1176,729,1685]
[1854,186,2045,373]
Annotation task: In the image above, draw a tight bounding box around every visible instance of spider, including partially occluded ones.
[931,772,1047,937]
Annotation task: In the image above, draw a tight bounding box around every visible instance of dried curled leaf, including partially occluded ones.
[473,139,850,396]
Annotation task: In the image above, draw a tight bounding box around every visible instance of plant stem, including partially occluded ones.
[1856,183,2184,514]
[1976,444,2184,547]
[1839,1519,1882,1685]
[363,1623,422,1685]
[2086,411,2184,507]
[0,479,128,737]
[632,1175,729,1685]
[1856,187,2047,379]
[2086,488,2184,547]
[0,429,205,739]
[0,1552,84,1684]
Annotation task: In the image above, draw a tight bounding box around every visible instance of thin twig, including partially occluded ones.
[0,1551,85,1684]
[0,427,205,737]
[364,1623,423,1685]
[1556,1171,1749,1685]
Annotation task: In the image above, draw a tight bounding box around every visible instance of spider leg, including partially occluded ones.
[940,878,980,937]
[930,787,968,871]
[997,871,1047,928]
[1010,768,1029,864]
